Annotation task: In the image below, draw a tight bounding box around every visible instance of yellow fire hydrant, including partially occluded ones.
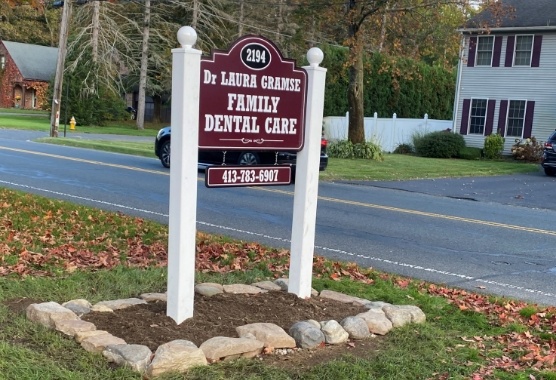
[70,116,76,131]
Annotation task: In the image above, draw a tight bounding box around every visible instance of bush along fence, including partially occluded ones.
[323,112,452,153]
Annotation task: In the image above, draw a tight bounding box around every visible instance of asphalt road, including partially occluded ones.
[1,129,556,306]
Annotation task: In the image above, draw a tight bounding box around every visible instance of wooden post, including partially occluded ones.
[50,0,72,137]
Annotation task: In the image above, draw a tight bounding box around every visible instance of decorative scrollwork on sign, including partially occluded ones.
[219,138,252,144]
[254,139,284,144]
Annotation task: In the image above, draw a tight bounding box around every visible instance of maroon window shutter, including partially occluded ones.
[485,100,496,135]
[497,100,508,136]
[493,36,503,67]
[532,35,542,67]
[467,37,476,67]
[460,99,471,135]
[523,101,535,138]
[505,36,515,67]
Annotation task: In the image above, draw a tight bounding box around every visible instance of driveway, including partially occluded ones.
[339,171,556,211]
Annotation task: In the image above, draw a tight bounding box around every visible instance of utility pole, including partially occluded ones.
[50,0,72,137]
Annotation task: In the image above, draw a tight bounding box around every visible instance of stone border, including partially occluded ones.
[25,279,426,378]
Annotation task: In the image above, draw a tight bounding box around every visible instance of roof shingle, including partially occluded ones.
[2,41,58,82]
[467,0,556,30]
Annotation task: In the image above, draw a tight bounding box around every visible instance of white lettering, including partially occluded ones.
[227,93,237,111]
[261,76,301,92]
[205,114,259,133]
[204,114,214,131]
[225,94,280,113]
[203,70,216,85]
[220,71,257,88]
[264,117,297,134]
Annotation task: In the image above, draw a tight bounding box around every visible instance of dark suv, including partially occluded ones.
[154,126,328,172]
[541,130,556,176]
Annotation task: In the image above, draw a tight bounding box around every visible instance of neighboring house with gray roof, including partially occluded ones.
[0,40,57,109]
[453,0,556,154]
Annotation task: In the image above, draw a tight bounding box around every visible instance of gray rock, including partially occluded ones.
[273,278,317,295]
[273,278,289,291]
[55,319,96,337]
[147,340,207,378]
[383,305,426,327]
[251,281,282,291]
[364,301,392,310]
[340,316,371,340]
[62,304,91,316]
[103,344,152,373]
[140,293,167,302]
[236,323,296,348]
[200,336,264,362]
[320,320,349,345]
[94,298,146,311]
[62,299,91,308]
[26,302,78,329]
[81,333,126,353]
[62,299,92,316]
[194,283,224,297]
[319,290,369,306]
[356,309,393,335]
[289,321,325,349]
[223,284,267,294]
[306,319,320,329]
[90,304,113,313]
[75,330,110,343]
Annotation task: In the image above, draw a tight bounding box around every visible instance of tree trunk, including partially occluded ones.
[238,0,244,36]
[192,0,199,29]
[152,94,162,123]
[136,0,150,130]
[347,7,366,145]
[91,0,100,63]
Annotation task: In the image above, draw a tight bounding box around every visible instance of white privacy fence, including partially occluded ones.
[323,112,453,152]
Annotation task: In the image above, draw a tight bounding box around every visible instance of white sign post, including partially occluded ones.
[167,26,201,324]
[165,28,326,322]
[288,48,327,298]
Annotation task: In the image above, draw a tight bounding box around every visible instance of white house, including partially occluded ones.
[454,0,556,153]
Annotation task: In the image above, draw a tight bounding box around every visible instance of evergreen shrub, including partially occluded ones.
[393,143,413,154]
[483,133,505,159]
[459,147,483,160]
[328,140,384,160]
[414,130,466,158]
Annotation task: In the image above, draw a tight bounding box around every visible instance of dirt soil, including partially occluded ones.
[4,291,383,371]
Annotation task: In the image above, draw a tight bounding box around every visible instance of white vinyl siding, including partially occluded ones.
[456,33,555,153]
[469,99,488,134]
[514,35,533,66]
[505,100,526,137]
[476,36,494,66]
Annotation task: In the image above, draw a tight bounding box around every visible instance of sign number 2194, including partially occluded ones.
[241,43,271,70]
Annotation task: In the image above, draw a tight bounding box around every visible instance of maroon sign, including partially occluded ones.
[199,36,307,151]
[205,165,292,188]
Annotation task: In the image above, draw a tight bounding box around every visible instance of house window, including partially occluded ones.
[0,55,5,70]
[476,36,494,66]
[469,99,488,134]
[514,35,533,66]
[506,100,526,137]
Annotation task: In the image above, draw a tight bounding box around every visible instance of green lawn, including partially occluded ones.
[0,108,541,181]
[0,188,555,379]
[0,110,553,378]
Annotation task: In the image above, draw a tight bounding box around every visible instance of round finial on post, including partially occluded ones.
[306,47,324,67]
[177,26,197,49]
